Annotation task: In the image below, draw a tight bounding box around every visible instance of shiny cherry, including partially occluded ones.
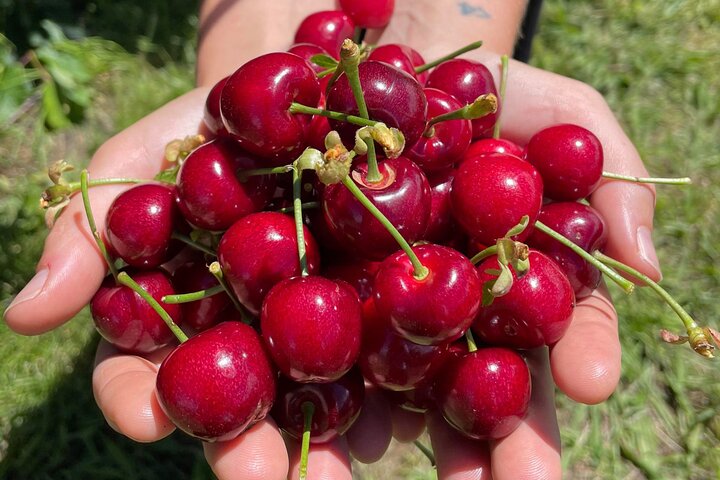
[473,249,575,348]
[451,152,543,245]
[525,123,604,200]
[322,156,431,260]
[175,138,276,231]
[155,321,276,442]
[339,0,395,28]
[218,211,320,316]
[288,42,332,74]
[261,275,362,383]
[220,52,320,163]
[203,75,229,136]
[425,58,499,139]
[90,269,182,354]
[435,347,531,440]
[527,201,608,299]
[294,10,355,59]
[423,168,459,245]
[170,255,232,332]
[465,137,524,159]
[272,367,365,444]
[367,43,428,84]
[374,244,482,345]
[322,257,381,302]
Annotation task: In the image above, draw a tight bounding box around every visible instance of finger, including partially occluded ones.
[92,340,175,442]
[286,435,352,480]
[203,418,289,480]
[346,384,393,464]
[490,348,562,480]
[389,403,426,443]
[3,88,210,335]
[425,411,492,480]
[550,283,621,404]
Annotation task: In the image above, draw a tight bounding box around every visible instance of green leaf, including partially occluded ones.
[310,54,338,68]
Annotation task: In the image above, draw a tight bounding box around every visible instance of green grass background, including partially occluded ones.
[1,1,719,478]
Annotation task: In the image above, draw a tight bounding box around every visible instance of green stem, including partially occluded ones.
[117,271,188,343]
[424,94,498,133]
[237,165,293,180]
[277,201,320,214]
[470,245,498,265]
[601,171,692,185]
[342,176,428,279]
[292,166,309,277]
[415,40,484,74]
[171,232,216,257]
[161,285,225,304]
[413,440,436,467]
[80,170,119,281]
[465,329,478,353]
[299,401,315,480]
[289,103,377,127]
[209,262,252,324]
[492,54,509,139]
[533,220,635,294]
[68,177,148,192]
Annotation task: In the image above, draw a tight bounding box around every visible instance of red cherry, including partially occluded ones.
[435,347,531,440]
[339,0,395,28]
[527,202,608,299]
[272,367,365,444]
[294,10,355,59]
[465,137,524,159]
[220,52,320,163]
[425,58,499,139]
[175,138,276,231]
[105,183,180,269]
[218,212,320,316]
[322,257,381,302]
[423,168,460,245]
[288,42,332,74]
[367,43,427,84]
[203,75,229,136]
[170,255,232,332]
[473,249,575,349]
[156,321,276,442]
[406,88,472,173]
[322,157,431,260]
[326,61,428,148]
[261,276,362,383]
[374,244,482,345]
[451,152,543,245]
[90,269,182,354]
[525,123,604,201]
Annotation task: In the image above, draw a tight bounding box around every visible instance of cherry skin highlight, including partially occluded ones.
[367,43,428,84]
[293,10,355,59]
[339,0,395,28]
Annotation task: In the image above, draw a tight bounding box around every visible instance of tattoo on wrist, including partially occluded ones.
[458,1,492,18]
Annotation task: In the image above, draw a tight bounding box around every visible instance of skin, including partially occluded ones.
[3,1,661,479]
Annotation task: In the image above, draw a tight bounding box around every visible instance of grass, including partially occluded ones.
[1,0,719,479]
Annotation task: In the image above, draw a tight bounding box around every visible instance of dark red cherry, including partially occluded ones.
[326,61,428,148]
[435,347,531,440]
[359,299,448,391]
[155,321,276,442]
[374,244,482,345]
[473,249,575,349]
[451,152,543,245]
[322,257,381,302]
[288,42,332,74]
[90,269,182,354]
[527,202,608,299]
[425,58,499,139]
[272,367,365,444]
[105,183,180,269]
[465,137,524,159]
[203,75,229,136]
[294,10,355,59]
[367,43,428,84]
[339,0,394,28]
[525,123,604,201]
[218,211,320,316]
[220,52,320,163]
[423,168,458,245]
[261,276,361,383]
[305,92,332,152]
[175,138,276,231]
[407,88,472,172]
[322,156,431,260]
[170,256,232,332]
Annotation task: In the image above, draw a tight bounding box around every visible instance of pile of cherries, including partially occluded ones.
[47,0,712,476]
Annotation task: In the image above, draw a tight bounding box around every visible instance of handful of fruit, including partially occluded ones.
[38,1,718,477]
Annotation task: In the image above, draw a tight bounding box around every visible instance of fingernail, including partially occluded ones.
[4,268,49,316]
[636,226,663,281]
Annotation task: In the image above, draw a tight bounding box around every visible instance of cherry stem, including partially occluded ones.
[470,245,498,265]
[80,170,119,281]
[341,176,428,280]
[299,401,315,480]
[533,220,635,294]
[237,165,293,180]
[601,171,692,185]
[317,66,336,79]
[465,329,478,353]
[340,39,382,183]
[161,285,225,304]
[492,54,509,139]
[423,94,498,136]
[289,102,377,127]
[117,271,188,343]
[61,177,148,197]
[593,250,714,358]
[171,232,216,257]
[292,165,309,277]
[414,40,484,74]
[277,201,320,214]
[413,440,436,467]
[209,261,252,324]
